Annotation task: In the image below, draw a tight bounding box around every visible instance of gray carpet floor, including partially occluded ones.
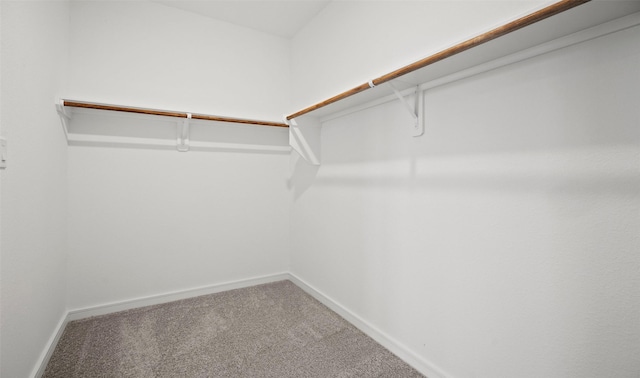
[44,280,424,377]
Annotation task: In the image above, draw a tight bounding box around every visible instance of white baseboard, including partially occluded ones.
[31,312,69,378]
[66,272,289,321]
[288,273,451,378]
[35,272,449,378]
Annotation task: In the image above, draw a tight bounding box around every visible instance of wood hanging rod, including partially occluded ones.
[286,0,590,120]
[62,100,289,128]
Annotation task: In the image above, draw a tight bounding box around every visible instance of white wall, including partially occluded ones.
[0,1,70,377]
[67,146,290,310]
[290,21,640,378]
[290,0,552,111]
[2,1,637,377]
[64,1,293,310]
[67,0,291,121]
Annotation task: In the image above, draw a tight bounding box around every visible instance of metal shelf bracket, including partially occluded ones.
[286,115,321,165]
[388,82,424,137]
[177,113,191,152]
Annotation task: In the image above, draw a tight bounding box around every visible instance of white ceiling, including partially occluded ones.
[153,0,332,39]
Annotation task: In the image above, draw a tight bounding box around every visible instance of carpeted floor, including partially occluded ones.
[44,280,424,377]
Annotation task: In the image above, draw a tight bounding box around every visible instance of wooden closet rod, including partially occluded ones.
[62,100,289,128]
[286,0,590,120]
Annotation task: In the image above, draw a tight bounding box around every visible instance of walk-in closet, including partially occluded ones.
[2,1,639,377]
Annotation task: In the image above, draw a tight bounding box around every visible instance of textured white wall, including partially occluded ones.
[290,21,640,378]
[290,0,552,111]
[67,1,291,121]
[67,146,290,310]
[0,1,70,377]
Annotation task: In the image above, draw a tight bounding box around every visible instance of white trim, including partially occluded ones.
[288,273,452,378]
[31,313,68,378]
[67,272,289,321]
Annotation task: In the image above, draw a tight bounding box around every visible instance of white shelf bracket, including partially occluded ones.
[286,115,321,166]
[388,82,424,137]
[416,88,425,137]
[177,113,191,152]
[55,99,71,141]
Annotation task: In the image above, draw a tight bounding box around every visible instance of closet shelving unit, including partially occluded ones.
[285,0,640,165]
[56,100,290,153]
[57,0,640,158]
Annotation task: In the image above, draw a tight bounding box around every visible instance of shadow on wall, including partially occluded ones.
[304,146,640,197]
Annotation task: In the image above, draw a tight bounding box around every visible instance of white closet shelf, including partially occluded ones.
[287,0,640,121]
[285,0,640,165]
[61,100,289,128]
[56,100,290,153]
[57,1,640,157]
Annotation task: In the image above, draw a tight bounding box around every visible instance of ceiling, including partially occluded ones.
[153,0,332,39]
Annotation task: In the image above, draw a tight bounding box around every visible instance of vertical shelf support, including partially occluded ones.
[416,88,425,137]
[287,115,321,166]
[177,113,191,152]
[388,82,424,137]
[55,99,71,141]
